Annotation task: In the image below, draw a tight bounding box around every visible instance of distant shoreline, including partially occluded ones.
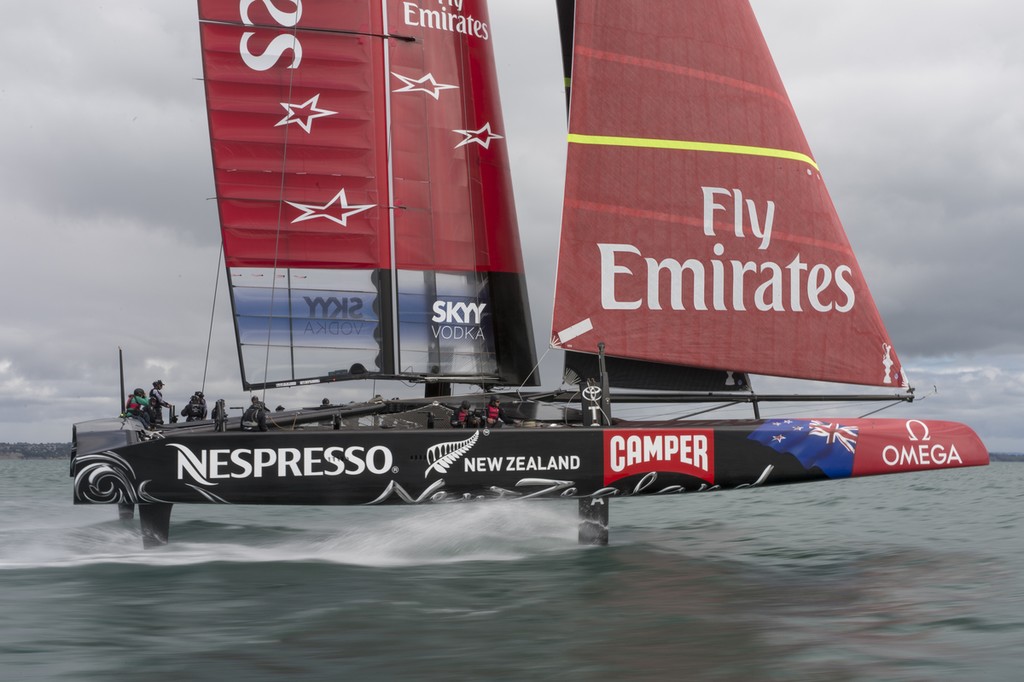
[0,443,71,460]
[990,453,1024,462]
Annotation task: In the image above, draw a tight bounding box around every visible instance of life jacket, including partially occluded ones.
[486,404,501,422]
[242,405,265,430]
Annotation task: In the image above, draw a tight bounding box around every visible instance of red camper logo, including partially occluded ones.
[604,429,715,486]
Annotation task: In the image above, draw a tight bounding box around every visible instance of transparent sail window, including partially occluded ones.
[231,267,383,385]
[396,270,498,377]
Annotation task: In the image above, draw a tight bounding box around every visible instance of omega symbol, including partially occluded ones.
[905,419,931,442]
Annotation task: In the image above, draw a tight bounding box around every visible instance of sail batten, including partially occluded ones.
[573,44,795,107]
[568,134,820,170]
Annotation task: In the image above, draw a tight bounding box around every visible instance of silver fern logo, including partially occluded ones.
[425,431,480,478]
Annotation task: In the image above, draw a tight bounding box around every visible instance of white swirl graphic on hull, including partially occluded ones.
[74,451,169,504]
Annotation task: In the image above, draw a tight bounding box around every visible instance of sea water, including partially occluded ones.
[1,459,1021,681]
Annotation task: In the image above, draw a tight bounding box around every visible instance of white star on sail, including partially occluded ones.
[285,189,375,228]
[453,122,504,149]
[391,72,459,100]
[275,94,337,134]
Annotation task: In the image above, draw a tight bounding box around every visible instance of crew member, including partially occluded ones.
[484,396,513,428]
[125,388,152,429]
[182,391,207,421]
[452,400,480,428]
[149,380,171,425]
[241,395,269,432]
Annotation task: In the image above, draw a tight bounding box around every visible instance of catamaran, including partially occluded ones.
[70,0,988,548]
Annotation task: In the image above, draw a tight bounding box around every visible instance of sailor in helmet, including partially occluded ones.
[452,400,480,428]
[182,391,207,422]
[241,395,269,432]
[485,396,513,428]
[125,388,152,429]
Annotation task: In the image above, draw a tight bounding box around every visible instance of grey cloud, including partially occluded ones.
[1,0,1020,451]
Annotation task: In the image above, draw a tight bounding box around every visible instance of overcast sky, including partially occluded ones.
[1,1,1021,450]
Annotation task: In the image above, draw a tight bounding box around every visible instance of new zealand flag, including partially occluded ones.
[748,419,859,479]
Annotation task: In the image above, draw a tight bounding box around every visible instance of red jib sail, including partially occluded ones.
[198,0,536,390]
[552,0,904,388]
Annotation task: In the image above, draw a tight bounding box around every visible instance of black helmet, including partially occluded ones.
[153,380,164,387]
[133,388,144,396]
[489,396,499,404]
[460,400,471,409]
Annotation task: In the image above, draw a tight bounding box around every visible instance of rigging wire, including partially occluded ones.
[201,242,225,395]
[514,345,554,400]
[858,401,905,419]
[260,23,302,406]
[670,402,744,421]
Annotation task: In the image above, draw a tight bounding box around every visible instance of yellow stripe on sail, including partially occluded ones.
[567,133,819,171]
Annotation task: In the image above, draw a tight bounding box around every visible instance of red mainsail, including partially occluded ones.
[198,0,536,389]
[552,0,904,388]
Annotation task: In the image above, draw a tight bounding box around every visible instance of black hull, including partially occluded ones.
[73,426,775,507]
[72,414,987,509]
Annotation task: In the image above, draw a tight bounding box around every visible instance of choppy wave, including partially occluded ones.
[2,460,1023,681]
